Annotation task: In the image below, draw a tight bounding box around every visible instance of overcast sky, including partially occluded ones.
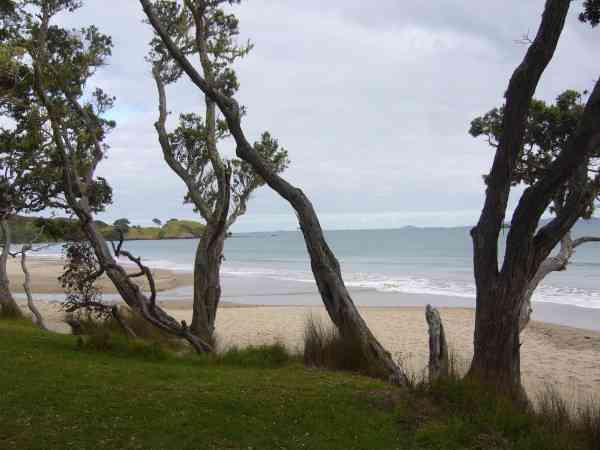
[57,1,598,231]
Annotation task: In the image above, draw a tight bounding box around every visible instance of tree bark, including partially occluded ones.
[519,232,600,331]
[469,0,572,394]
[425,305,448,381]
[111,305,137,339]
[190,224,226,344]
[0,218,22,318]
[19,245,48,331]
[141,0,407,384]
[519,233,573,331]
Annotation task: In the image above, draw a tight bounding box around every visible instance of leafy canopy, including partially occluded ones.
[470,90,600,217]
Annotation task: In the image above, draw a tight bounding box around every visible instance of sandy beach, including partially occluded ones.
[10,257,600,404]
[5,256,193,294]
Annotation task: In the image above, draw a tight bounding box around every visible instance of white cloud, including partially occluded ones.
[48,1,599,231]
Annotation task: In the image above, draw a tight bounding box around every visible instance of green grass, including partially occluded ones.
[0,319,595,450]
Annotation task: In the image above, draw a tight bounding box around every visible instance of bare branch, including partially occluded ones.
[573,235,600,248]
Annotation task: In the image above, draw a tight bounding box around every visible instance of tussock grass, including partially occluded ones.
[536,385,600,450]
[67,309,181,360]
[214,340,296,368]
[302,315,388,379]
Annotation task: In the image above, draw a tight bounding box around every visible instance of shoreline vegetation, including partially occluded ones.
[6,215,206,244]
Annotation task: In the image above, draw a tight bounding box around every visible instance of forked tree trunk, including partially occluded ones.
[0,218,23,318]
[467,0,574,396]
[141,0,407,384]
[190,224,226,344]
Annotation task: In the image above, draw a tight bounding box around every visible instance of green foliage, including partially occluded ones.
[59,239,106,316]
[580,0,600,27]
[112,217,130,235]
[148,0,289,230]
[470,90,599,217]
[1,0,116,222]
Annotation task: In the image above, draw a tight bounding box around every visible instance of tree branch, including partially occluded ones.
[573,235,600,248]
[472,0,571,281]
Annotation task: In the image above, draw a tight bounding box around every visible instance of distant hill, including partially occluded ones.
[5,216,205,244]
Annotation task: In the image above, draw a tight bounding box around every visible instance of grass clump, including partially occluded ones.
[215,341,295,368]
[302,315,387,379]
[69,311,174,361]
[536,385,600,450]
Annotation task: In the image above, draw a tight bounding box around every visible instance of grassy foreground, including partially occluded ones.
[0,319,595,450]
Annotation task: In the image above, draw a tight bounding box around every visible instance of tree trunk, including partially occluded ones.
[469,285,525,397]
[0,218,22,318]
[74,208,213,353]
[467,0,573,396]
[519,233,574,331]
[141,0,409,384]
[111,305,137,339]
[19,246,48,331]
[190,224,226,345]
[425,305,448,381]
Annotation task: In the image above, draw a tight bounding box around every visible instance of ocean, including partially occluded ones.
[37,223,600,310]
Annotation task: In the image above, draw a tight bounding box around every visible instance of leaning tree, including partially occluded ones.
[470,89,600,332]
[467,0,600,395]
[0,9,62,317]
[141,0,407,383]
[10,0,214,352]
[147,0,288,344]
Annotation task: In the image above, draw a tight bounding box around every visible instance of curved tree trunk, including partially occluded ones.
[75,214,213,353]
[190,224,226,345]
[0,218,22,318]
[519,233,573,331]
[518,232,600,331]
[19,246,48,331]
[141,0,407,384]
[468,0,573,396]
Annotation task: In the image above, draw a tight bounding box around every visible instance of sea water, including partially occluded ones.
[35,223,600,309]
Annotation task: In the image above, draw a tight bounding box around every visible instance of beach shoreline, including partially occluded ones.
[9,255,600,404]
[20,299,600,405]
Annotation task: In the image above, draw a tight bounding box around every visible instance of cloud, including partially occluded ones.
[52,1,598,231]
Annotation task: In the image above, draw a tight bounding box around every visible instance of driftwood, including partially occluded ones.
[425,305,448,381]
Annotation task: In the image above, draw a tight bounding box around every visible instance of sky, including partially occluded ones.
[56,0,599,231]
